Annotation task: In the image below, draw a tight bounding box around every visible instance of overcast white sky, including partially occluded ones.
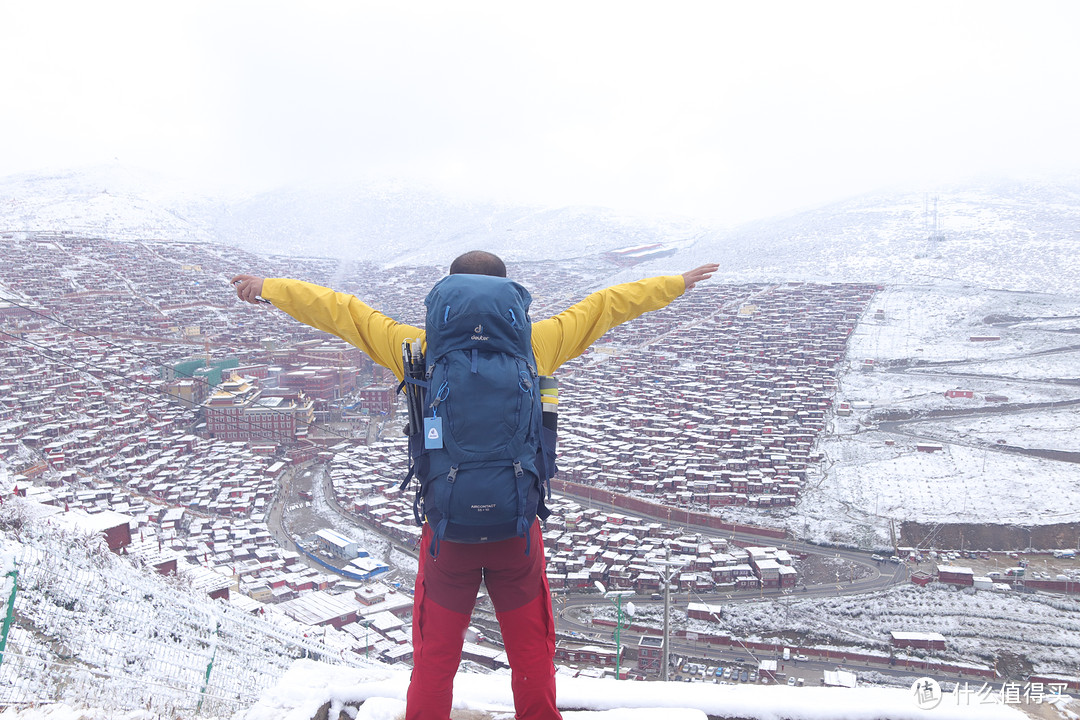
[1,1,1078,223]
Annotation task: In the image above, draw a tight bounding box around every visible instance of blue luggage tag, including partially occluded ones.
[424,416,444,449]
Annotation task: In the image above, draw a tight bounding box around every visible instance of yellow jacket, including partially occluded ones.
[262,275,687,380]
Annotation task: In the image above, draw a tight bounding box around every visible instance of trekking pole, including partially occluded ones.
[401,339,425,436]
[402,340,415,435]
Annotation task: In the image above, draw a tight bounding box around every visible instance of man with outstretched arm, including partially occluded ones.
[232,252,717,720]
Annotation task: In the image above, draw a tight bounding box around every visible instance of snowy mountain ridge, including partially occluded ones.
[0,166,706,266]
[683,176,1080,295]
[2,166,1078,293]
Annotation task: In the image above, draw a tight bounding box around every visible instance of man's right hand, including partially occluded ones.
[231,274,267,304]
[682,263,719,291]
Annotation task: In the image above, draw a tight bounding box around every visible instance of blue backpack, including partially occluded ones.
[399,274,555,557]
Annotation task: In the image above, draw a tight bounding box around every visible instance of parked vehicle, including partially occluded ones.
[788,676,796,685]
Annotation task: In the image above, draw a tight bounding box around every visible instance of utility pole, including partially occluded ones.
[664,577,671,681]
[650,555,684,682]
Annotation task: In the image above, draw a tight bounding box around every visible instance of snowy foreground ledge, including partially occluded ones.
[0,660,1057,720]
[234,659,1036,720]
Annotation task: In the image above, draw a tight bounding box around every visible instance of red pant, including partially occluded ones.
[406,521,561,720]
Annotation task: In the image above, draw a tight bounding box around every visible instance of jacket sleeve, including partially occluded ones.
[531,275,686,375]
[261,278,420,380]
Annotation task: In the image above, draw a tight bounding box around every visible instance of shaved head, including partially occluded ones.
[449,250,507,277]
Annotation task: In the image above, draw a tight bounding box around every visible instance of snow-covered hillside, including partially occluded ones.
[0,166,222,242]
[792,283,1080,547]
[0,166,705,265]
[676,178,1080,295]
[0,491,366,718]
[213,185,706,266]
[3,167,1079,293]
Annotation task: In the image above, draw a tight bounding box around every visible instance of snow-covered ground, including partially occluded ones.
[749,283,1080,548]
[0,658,1050,720]
[283,464,420,589]
[845,284,1080,365]
[690,181,1080,297]
[815,438,1080,527]
[232,658,1043,720]
[910,410,1080,453]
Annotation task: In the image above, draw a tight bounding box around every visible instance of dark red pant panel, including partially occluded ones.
[496,570,562,720]
[422,521,548,614]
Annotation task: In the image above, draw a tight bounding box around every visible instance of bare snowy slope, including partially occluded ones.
[211,184,705,265]
[0,166,224,241]
[677,177,1080,294]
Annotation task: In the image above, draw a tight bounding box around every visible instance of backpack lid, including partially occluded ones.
[424,274,533,360]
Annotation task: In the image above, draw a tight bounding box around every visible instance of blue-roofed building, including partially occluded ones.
[314,528,360,560]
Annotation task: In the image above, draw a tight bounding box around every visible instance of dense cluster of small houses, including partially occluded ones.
[552,279,879,518]
[20,233,1035,677]
[0,235,880,652]
[330,437,798,593]
[5,233,1080,687]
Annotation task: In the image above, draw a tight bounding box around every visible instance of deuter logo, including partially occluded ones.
[474,324,483,333]
[470,323,490,342]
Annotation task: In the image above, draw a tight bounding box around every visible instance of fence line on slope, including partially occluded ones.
[0,530,363,717]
